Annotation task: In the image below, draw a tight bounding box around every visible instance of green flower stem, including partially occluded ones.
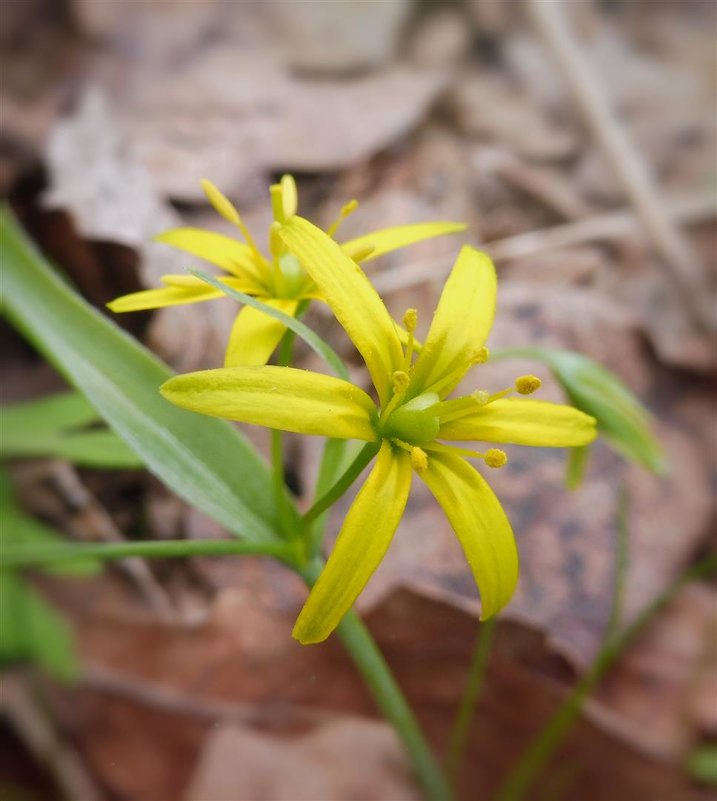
[272,330,299,539]
[299,559,452,801]
[302,442,379,528]
[495,552,716,801]
[308,437,348,555]
[445,616,496,788]
[2,538,291,569]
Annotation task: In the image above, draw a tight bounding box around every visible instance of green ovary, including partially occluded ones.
[382,392,440,444]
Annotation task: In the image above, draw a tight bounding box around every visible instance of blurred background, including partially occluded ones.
[1,1,715,800]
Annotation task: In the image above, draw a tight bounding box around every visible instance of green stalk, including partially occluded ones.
[495,553,716,800]
[300,559,452,801]
[445,617,497,788]
[2,538,291,568]
[271,330,299,538]
[302,442,379,528]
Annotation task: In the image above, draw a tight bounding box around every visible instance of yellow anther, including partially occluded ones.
[471,390,490,406]
[346,243,376,262]
[327,198,359,237]
[392,370,410,393]
[410,446,428,473]
[484,448,508,468]
[515,375,542,395]
[473,347,490,364]
[403,308,418,332]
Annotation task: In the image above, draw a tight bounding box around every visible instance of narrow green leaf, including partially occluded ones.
[687,745,717,787]
[491,348,666,474]
[1,207,297,543]
[1,391,100,436]
[2,391,143,468]
[192,268,349,381]
[0,571,78,681]
[565,445,590,490]
[2,429,144,469]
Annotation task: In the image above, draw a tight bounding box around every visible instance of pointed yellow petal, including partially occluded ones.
[107,284,224,312]
[225,299,299,367]
[440,398,598,447]
[201,179,241,225]
[293,443,411,643]
[156,228,263,279]
[278,217,403,404]
[409,246,497,398]
[341,221,466,262]
[420,450,518,619]
[161,365,378,441]
[281,174,298,218]
[160,274,263,293]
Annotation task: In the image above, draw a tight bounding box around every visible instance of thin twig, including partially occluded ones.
[526,0,713,331]
[1,673,103,801]
[371,192,716,296]
[82,664,334,728]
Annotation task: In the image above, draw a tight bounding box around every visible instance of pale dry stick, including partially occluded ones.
[19,460,176,621]
[1,674,103,801]
[83,663,336,728]
[372,192,716,296]
[525,0,714,332]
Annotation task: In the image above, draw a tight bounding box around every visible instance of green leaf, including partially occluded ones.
[1,207,297,543]
[1,391,143,468]
[492,348,666,474]
[565,445,590,490]
[1,391,100,436]
[687,745,717,787]
[2,429,144,469]
[0,571,78,681]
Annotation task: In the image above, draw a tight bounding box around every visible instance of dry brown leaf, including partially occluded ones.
[183,718,420,801]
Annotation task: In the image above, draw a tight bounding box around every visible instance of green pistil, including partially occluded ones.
[381,392,440,444]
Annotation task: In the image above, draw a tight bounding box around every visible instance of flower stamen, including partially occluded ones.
[202,179,265,264]
[327,199,359,238]
[402,308,418,370]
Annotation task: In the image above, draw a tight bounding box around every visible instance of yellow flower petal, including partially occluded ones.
[439,398,598,447]
[280,174,298,219]
[225,299,299,367]
[201,179,242,226]
[341,221,467,262]
[420,450,518,619]
[161,365,378,441]
[293,442,412,643]
[160,274,264,293]
[107,284,224,312]
[278,217,403,404]
[156,228,264,279]
[409,246,497,399]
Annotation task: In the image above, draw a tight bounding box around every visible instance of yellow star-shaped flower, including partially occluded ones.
[108,176,465,367]
[161,218,597,644]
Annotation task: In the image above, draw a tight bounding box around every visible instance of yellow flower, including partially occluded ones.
[108,176,465,367]
[160,219,597,644]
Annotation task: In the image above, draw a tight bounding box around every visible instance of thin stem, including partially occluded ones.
[445,617,497,789]
[308,437,348,556]
[302,441,379,527]
[2,538,291,569]
[299,559,452,801]
[495,512,715,800]
[271,331,298,538]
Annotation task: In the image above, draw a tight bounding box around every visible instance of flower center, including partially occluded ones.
[381,392,440,444]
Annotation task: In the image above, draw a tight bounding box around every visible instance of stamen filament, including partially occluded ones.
[402,309,418,371]
[327,199,359,237]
